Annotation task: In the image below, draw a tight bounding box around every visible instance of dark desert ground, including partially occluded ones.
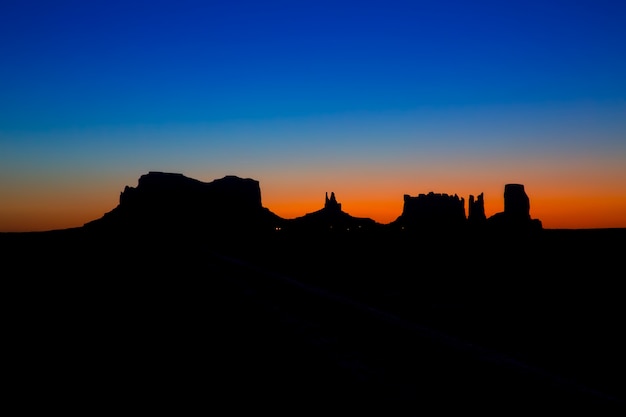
[2,173,625,414]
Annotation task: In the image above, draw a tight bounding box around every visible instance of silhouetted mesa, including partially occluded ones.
[392,192,467,231]
[84,171,283,236]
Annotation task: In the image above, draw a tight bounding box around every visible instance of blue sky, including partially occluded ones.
[1,0,626,230]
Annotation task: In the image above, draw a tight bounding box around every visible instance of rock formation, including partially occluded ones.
[468,193,486,225]
[487,184,542,231]
[85,171,283,236]
[392,192,466,230]
[391,184,541,233]
[504,184,530,220]
[325,192,341,212]
[285,191,380,233]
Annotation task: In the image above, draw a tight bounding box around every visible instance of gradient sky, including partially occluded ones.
[2,0,625,232]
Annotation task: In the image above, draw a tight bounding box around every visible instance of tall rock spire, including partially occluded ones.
[324,192,341,211]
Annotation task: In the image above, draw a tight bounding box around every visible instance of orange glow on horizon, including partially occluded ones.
[266,193,626,229]
[2,176,626,232]
[3,197,626,232]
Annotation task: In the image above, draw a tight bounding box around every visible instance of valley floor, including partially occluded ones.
[2,227,625,413]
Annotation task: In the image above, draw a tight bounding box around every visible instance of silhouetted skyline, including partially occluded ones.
[2,169,624,412]
[3,170,552,233]
[1,1,625,231]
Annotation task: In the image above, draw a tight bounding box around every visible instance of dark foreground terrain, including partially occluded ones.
[3,227,625,414]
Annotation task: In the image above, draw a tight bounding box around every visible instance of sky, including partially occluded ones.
[1,0,625,232]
